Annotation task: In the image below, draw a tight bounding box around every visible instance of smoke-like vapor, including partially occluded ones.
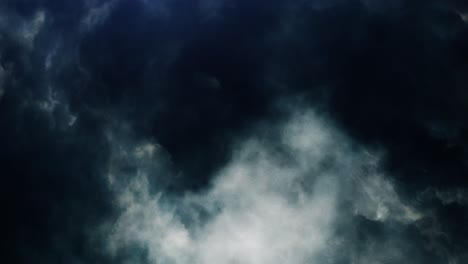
[104,109,426,264]
[1,0,468,263]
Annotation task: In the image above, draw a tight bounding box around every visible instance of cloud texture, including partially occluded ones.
[104,109,433,264]
[1,0,468,263]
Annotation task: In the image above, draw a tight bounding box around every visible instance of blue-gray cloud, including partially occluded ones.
[1,0,467,263]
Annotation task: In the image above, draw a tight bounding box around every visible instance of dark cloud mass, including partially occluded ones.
[1,0,468,263]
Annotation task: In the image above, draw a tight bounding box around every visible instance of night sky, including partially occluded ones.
[2,0,468,263]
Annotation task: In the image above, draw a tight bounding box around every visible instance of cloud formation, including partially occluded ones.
[105,109,429,264]
[1,0,467,263]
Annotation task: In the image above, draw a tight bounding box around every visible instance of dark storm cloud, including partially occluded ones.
[0,1,112,263]
[266,1,468,261]
[269,0,468,189]
[1,0,468,263]
[76,0,289,190]
[1,1,285,262]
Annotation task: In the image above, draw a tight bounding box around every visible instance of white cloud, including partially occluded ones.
[105,109,422,264]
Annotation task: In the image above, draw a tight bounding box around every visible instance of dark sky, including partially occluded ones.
[1,0,468,263]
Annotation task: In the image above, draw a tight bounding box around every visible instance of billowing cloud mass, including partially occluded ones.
[1,0,468,263]
[105,109,427,264]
